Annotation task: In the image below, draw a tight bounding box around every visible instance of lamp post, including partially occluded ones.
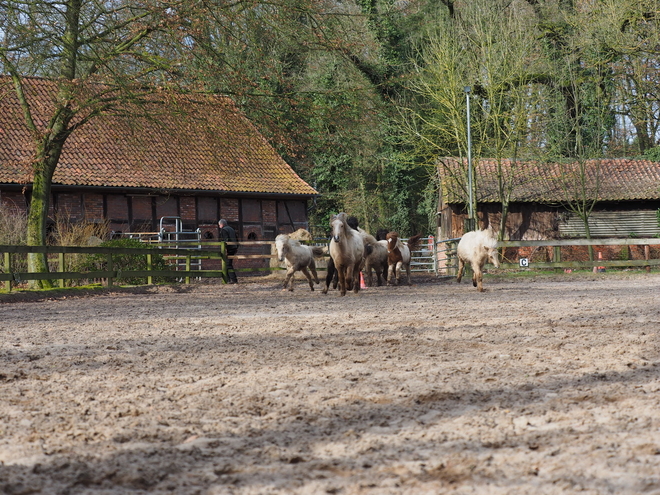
[465,86,474,231]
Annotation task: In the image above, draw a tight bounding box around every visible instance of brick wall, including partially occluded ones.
[0,191,27,213]
[83,194,104,223]
[155,195,178,220]
[55,193,83,221]
[263,200,276,224]
[180,196,196,223]
[220,198,239,222]
[131,196,153,222]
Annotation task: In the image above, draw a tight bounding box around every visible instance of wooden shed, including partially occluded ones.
[437,158,660,240]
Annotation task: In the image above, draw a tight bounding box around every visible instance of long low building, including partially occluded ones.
[0,77,318,250]
[437,157,660,240]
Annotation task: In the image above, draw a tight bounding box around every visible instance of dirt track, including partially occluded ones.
[1,271,660,494]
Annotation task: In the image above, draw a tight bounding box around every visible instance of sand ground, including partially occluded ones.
[1,271,659,494]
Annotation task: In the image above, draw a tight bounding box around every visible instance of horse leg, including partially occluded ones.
[336,266,348,296]
[322,258,335,294]
[309,260,320,285]
[301,266,315,291]
[395,261,403,285]
[406,263,412,286]
[352,264,361,293]
[387,263,395,285]
[456,258,465,283]
[472,261,483,291]
[345,266,356,294]
[283,267,295,291]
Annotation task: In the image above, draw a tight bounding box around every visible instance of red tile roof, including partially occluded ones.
[0,77,317,196]
[439,157,660,204]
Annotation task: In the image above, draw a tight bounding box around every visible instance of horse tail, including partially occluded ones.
[406,234,423,252]
[311,246,325,257]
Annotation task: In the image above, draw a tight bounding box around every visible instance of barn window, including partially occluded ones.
[106,195,128,222]
[242,199,261,222]
[155,195,178,219]
[198,197,218,223]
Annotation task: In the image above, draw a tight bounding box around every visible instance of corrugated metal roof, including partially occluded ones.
[0,77,317,197]
[439,158,660,204]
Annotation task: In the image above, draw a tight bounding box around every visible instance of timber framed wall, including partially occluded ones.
[0,187,310,242]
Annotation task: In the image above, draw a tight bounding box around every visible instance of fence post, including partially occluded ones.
[4,252,11,292]
[147,253,153,285]
[107,252,114,287]
[446,240,457,277]
[58,252,66,288]
[645,245,651,272]
[221,241,228,283]
[185,254,191,284]
[553,246,561,272]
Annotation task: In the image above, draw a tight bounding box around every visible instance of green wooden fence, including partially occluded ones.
[2,237,659,292]
[497,237,660,270]
[0,244,232,292]
[437,237,660,276]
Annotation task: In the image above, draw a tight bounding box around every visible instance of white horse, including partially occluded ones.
[275,234,325,291]
[328,213,365,296]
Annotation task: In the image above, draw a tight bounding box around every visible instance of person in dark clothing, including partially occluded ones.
[218,219,239,284]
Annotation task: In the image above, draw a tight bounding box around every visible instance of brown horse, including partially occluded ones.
[385,232,422,286]
[360,231,388,286]
[327,213,364,296]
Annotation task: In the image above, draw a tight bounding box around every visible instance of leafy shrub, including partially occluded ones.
[644,146,660,162]
[80,238,170,285]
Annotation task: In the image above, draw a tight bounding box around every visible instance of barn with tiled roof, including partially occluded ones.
[0,77,317,246]
[437,158,660,240]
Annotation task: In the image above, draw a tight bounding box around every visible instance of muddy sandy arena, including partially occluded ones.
[1,271,659,494]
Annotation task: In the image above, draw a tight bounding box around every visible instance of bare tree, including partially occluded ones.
[0,0,186,286]
[404,0,548,238]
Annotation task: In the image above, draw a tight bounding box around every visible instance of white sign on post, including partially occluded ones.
[519,258,529,267]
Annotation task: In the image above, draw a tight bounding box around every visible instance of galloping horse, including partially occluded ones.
[386,232,422,286]
[275,234,325,291]
[361,231,388,287]
[322,216,360,293]
[327,213,364,296]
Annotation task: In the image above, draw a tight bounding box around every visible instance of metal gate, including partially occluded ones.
[409,236,459,277]
[117,217,203,272]
[157,217,202,271]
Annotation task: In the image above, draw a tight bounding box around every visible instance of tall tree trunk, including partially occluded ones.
[26,135,68,288]
[632,120,651,153]
[499,200,509,242]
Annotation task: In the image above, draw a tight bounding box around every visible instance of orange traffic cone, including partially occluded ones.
[594,251,606,273]
[360,271,367,289]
